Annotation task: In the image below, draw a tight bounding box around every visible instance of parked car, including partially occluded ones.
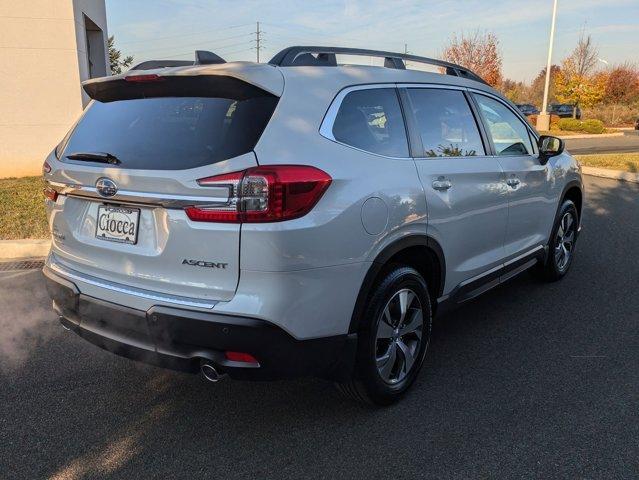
[516,103,539,116]
[42,46,584,405]
[549,103,581,119]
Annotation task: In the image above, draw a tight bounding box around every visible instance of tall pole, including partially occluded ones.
[537,0,558,131]
[256,21,261,63]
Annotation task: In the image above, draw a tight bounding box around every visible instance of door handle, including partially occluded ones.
[432,178,452,191]
[506,177,521,188]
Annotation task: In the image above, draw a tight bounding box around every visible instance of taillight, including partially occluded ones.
[43,186,58,202]
[185,165,331,223]
[43,161,51,174]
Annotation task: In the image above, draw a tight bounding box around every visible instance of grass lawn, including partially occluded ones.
[0,176,49,240]
[575,153,639,173]
[538,129,583,137]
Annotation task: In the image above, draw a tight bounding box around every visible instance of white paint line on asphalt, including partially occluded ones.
[570,355,608,358]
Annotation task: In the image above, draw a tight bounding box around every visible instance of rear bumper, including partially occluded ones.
[43,265,356,381]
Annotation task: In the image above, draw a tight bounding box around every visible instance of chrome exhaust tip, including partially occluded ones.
[59,316,71,331]
[200,362,226,383]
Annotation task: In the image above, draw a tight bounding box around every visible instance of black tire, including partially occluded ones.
[336,265,432,406]
[532,199,579,282]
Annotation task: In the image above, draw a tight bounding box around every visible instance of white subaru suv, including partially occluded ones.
[43,47,583,405]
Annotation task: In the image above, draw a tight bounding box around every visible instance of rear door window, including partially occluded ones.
[406,88,485,157]
[61,79,278,170]
[332,88,409,157]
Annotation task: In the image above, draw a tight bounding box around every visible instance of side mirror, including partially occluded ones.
[538,135,564,165]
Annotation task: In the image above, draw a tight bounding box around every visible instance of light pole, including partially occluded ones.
[537,0,558,131]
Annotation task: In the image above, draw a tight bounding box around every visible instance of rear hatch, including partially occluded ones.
[44,67,281,302]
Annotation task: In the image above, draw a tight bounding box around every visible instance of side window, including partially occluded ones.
[474,94,534,156]
[332,88,409,157]
[406,88,485,157]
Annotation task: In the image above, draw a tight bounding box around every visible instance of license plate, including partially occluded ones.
[95,205,140,245]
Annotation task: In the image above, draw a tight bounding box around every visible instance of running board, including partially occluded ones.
[438,246,547,308]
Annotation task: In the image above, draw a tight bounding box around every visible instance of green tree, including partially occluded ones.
[500,78,528,103]
[529,65,560,108]
[108,35,133,75]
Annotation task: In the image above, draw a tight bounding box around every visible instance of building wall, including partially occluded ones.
[0,0,108,178]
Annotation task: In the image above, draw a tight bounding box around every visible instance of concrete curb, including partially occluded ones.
[0,239,50,260]
[582,166,639,184]
[559,133,624,140]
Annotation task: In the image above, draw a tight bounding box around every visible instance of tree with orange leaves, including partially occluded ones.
[603,63,639,104]
[441,31,502,87]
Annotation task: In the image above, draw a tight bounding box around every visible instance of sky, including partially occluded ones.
[105,0,639,82]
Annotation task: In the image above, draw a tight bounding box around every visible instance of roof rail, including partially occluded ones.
[268,46,486,84]
[130,50,226,71]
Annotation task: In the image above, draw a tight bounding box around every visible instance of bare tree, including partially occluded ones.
[570,33,599,77]
[441,31,502,87]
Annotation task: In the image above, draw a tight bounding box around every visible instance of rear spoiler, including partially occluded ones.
[82,75,276,103]
[83,59,285,102]
[130,50,226,71]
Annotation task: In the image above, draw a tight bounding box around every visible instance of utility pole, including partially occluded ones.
[537,0,558,131]
[255,21,262,63]
[404,43,408,55]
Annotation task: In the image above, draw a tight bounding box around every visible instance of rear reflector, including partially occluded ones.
[124,74,163,83]
[42,161,51,174]
[225,351,259,364]
[185,165,331,223]
[43,186,58,202]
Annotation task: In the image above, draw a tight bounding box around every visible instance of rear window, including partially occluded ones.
[61,78,278,170]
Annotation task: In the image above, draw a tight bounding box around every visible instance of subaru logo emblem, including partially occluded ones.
[96,178,118,197]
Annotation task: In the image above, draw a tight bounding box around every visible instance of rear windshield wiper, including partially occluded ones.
[66,152,121,165]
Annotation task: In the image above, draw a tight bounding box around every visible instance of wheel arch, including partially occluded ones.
[561,180,583,222]
[348,235,446,334]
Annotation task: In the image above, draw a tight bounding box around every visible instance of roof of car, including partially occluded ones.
[84,60,497,101]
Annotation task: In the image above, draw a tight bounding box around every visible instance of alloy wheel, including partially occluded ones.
[555,211,576,271]
[375,288,424,384]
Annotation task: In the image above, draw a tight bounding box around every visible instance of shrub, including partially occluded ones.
[557,118,605,134]
[581,119,605,134]
[557,118,583,132]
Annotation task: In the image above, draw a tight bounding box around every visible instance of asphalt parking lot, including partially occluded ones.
[565,133,639,154]
[1,175,637,479]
